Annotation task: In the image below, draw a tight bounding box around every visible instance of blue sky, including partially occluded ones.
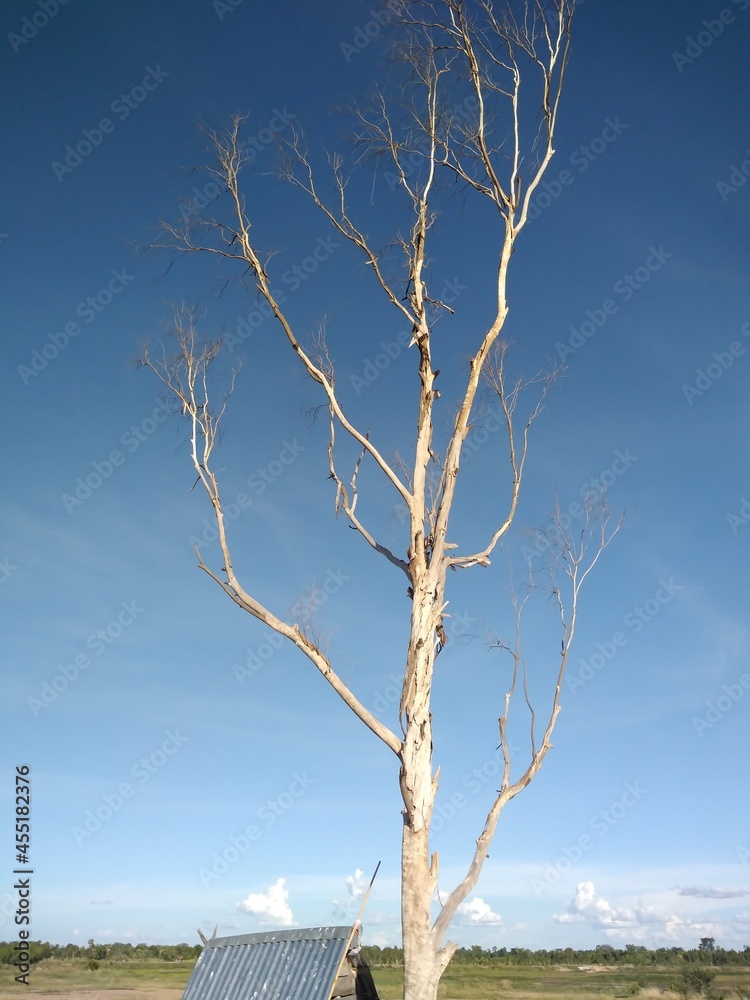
[1,0,748,952]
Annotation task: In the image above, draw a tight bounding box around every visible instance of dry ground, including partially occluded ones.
[0,992,183,1000]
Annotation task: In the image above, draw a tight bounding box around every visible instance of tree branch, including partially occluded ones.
[142,309,403,758]
[449,344,561,570]
[433,486,620,940]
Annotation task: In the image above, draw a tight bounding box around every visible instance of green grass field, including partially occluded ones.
[1,959,748,1000]
[371,964,750,1000]
[0,959,191,995]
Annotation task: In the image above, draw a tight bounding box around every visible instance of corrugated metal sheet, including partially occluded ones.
[181,926,352,1000]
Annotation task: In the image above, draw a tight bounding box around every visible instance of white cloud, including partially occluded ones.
[456,897,503,926]
[332,868,368,920]
[677,885,750,899]
[554,882,634,927]
[236,877,296,927]
[346,868,367,901]
[552,882,749,946]
[553,882,662,929]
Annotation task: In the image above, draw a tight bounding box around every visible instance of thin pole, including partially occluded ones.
[351,861,381,933]
[328,862,381,998]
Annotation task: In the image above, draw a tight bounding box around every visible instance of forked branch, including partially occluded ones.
[158,118,414,515]
[433,490,620,941]
[448,342,561,571]
[141,310,402,758]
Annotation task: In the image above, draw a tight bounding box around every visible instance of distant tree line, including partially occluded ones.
[361,941,750,968]
[1,937,747,970]
[0,939,201,966]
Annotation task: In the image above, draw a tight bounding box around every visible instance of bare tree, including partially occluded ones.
[143,2,619,997]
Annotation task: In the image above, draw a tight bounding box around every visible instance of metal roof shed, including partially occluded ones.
[181,925,380,1000]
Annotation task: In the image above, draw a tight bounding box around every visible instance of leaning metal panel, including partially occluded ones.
[181,927,352,1000]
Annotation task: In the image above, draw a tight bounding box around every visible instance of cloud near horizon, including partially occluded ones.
[236,877,295,927]
[456,897,503,926]
[346,868,367,901]
[552,882,747,945]
[677,886,750,899]
[554,882,647,928]
[332,868,368,921]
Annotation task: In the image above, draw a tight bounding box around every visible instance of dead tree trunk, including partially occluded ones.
[141,4,621,999]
